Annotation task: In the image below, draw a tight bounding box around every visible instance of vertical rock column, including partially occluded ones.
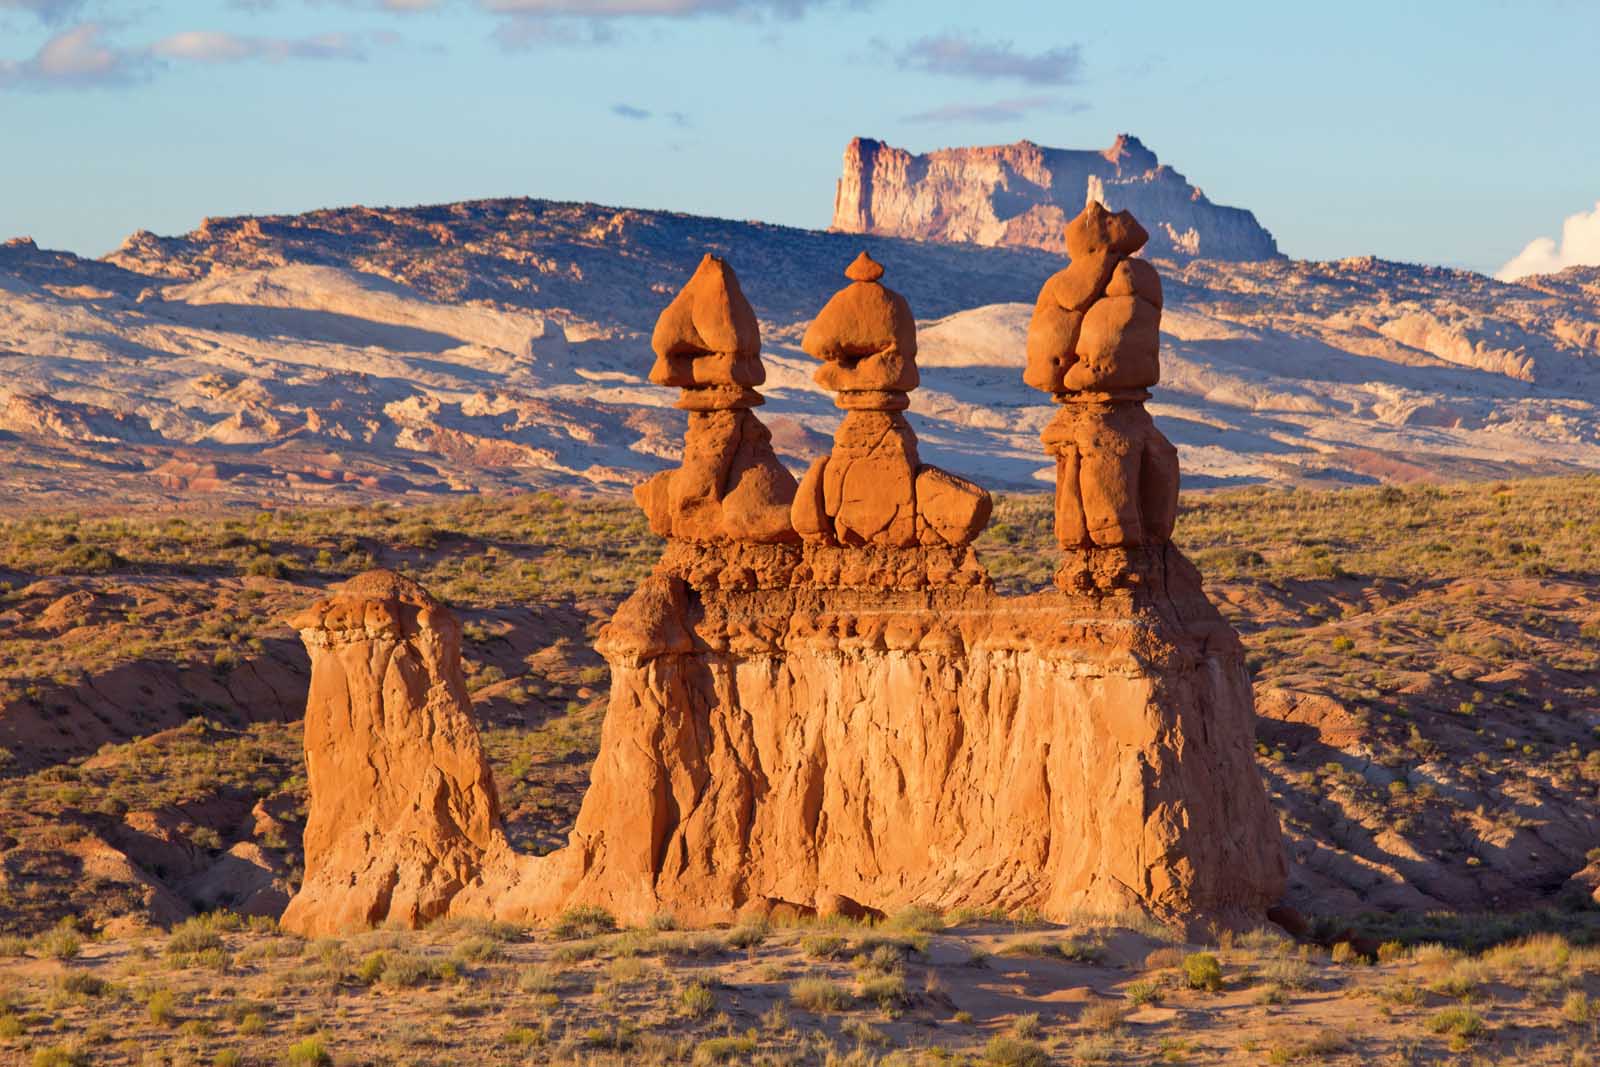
[279,570,508,937]
[1025,201,1180,585]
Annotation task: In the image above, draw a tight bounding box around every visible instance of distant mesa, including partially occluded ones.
[831,134,1281,262]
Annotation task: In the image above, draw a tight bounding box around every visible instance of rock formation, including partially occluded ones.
[1025,201,1181,569]
[832,134,1280,261]
[281,249,1286,937]
[279,570,508,937]
[633,254,799,543]
[790,251,992,548]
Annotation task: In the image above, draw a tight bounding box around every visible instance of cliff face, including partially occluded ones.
[832,135,1281,262]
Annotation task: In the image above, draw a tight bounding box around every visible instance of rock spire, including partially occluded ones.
[791,252,992,547]
[1025,201,1180,564]
[633,254,799,543]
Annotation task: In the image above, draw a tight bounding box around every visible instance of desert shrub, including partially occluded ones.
[857,973,906,1011]
[53,971,107,998]
[725,918,769,950]
[692,1035,757,1065]
[168,920,225,957]
[1429,1007,1485,1041]
[450,936,502,964]
[1010,1012,1040,1039]
[789,977,851,1013]
[147,989,178,1026]
[1125,979,1161,1006]
[886,906,945,933]
[517,965,560,994]
[31,1047,89,1067]
[549,905,615,940]
[982,1035,1049,1067]
[678,981,715,1019]
[1182,953,1223,992]
[1260,956,1314,990]
[284,1037,331,1067]
[213,1052,242,1067]
[32,922,80,960]
[1562,990,1593,1024]
[802,932,848,960]
[1080,1000,1128,1032]
[0,1014,24,1039]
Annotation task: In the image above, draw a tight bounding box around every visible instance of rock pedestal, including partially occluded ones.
[1025,201,1181,570]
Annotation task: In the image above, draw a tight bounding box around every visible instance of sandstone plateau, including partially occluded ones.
[279,218,1288,938]
[832,134,1281,261]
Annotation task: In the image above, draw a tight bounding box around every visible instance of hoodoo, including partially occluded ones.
[282,223,1286,935]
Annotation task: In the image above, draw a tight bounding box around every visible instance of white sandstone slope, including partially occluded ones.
[0,202,1597,505]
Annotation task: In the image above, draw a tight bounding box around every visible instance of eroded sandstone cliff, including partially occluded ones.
[280,224,1286,937]
[832,135,1280,262]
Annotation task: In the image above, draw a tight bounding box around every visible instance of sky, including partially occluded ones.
[1,0,1597,276]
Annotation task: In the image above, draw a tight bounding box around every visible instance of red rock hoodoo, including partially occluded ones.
[282,225,1286,935]
[279,571,509,936]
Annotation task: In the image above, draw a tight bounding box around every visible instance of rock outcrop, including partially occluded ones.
[282,246,1286,937]
[279,570,509,937]
[832,134,1281,262]
[1024,201,1181,564]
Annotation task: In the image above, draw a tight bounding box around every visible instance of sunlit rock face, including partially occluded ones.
[831,134,1281,263]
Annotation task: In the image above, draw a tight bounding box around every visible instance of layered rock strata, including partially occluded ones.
[831,134,1281,261]
[281,241,1286,936]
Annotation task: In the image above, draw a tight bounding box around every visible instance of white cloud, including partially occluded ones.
[903,95,1083,125]
[0,22,143,88]
[1,21,393,90]
[1496,200,1600,281]
[150,30,375,63]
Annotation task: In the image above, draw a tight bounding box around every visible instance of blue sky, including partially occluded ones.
[1,0,1595,274]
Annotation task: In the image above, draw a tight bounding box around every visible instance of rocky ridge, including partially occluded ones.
[0,193,1597,505]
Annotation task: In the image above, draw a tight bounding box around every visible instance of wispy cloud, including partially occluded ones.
[895,32,1080,86]
[1496,200,1600,281]
[0,0,86,24]
[0,22,143,88]
[902,95,1081,125]
[151,30,383,63]
[610,101,689,124]
[0,21,394,90]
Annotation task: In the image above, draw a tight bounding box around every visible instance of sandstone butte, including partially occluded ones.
[278,211,1288,940]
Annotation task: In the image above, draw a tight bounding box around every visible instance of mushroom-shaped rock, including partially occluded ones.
[802,251,919,396]
[634,255,798,543]
[279,570,508,936]
[650,253,765,408]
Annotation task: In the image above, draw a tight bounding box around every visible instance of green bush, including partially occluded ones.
[549,905,616,940]
[1183,952,1223,992]
[285,1037,332,1067]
